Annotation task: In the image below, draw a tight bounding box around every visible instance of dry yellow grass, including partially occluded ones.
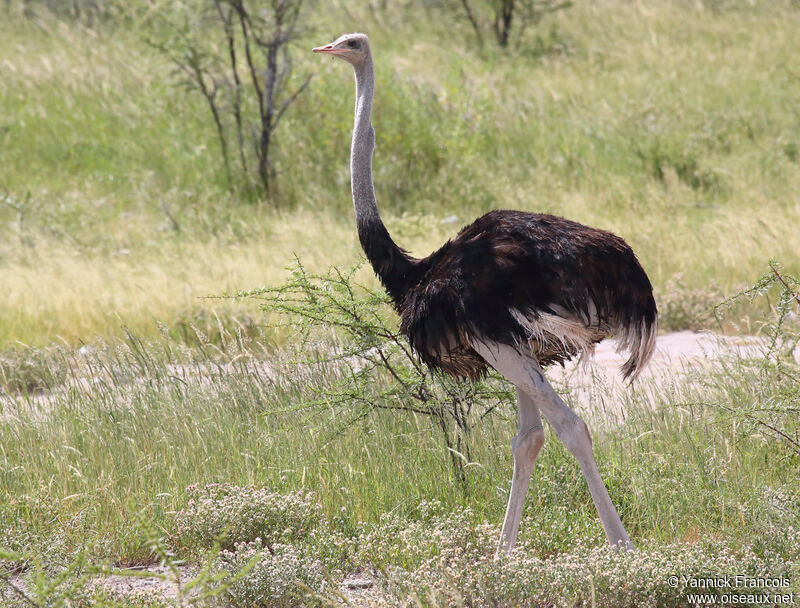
[2,0,799,346]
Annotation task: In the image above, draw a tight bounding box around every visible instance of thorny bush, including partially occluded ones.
[709,261,800,456]
[241,259,514,487]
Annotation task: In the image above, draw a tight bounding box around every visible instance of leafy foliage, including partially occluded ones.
[175,484,322,554]
[211,541,328,608]
[706,262,800,455]
[243,259,514,485]
[657,273,724,332]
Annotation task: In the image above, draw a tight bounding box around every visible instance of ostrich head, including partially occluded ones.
[312,33,370,65]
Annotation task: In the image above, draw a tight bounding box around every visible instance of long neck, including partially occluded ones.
[351,54,414,305]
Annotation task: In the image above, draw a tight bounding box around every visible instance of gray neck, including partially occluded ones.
[349,52,414,306]
[351,55,379,224]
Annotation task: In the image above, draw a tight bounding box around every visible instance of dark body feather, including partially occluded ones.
[359,210,658,381]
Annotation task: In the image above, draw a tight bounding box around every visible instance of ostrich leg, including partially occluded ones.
[472,339,634,551]
[497,388,545,556]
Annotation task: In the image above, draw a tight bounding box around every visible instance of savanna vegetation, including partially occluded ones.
[1,0,799,606]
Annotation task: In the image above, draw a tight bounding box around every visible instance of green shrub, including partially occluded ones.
[0,345,71,395]
[657,273,724,331]
[212,541,328,608]
[390,537,795,607]
[174,484,322,554]
[246,260,513,487]
[356,501,487,570]
[708,261,800,456]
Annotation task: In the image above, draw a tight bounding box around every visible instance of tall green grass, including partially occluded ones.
[1,1,800,346]
[0,328,796,565]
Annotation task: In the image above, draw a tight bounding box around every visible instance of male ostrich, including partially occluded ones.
[313,33,657,555]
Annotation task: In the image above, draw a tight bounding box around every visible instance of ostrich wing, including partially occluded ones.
[399,210,657,380]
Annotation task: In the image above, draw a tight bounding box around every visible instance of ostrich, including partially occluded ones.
[313,33,657,555]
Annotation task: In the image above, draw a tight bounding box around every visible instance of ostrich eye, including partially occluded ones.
[347,39,358,48]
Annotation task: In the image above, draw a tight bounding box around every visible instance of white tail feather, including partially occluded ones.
[510,307,600,364]
[617,317,658,381]
[511,306,657,382]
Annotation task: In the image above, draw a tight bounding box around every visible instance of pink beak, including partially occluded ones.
[312,44,343,55]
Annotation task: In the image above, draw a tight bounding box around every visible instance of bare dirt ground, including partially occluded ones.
[549,330,784,422]
[0,330,777,417]
[569,330,769,378]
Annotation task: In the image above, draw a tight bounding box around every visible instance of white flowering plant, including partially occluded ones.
[211,540,329,608]
[174,484,322,554]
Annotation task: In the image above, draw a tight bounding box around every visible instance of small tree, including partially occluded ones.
[243,260,513,488]
[457,0,571,48]
[149,0,312,201]
[708,262,800,456]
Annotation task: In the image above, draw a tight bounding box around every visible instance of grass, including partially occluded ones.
[0,327,797,605]
[0,315,796,556]
[1,1,799,605]
[1,1,800,346]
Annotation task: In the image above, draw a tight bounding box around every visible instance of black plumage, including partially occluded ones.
[359,210,658,382]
